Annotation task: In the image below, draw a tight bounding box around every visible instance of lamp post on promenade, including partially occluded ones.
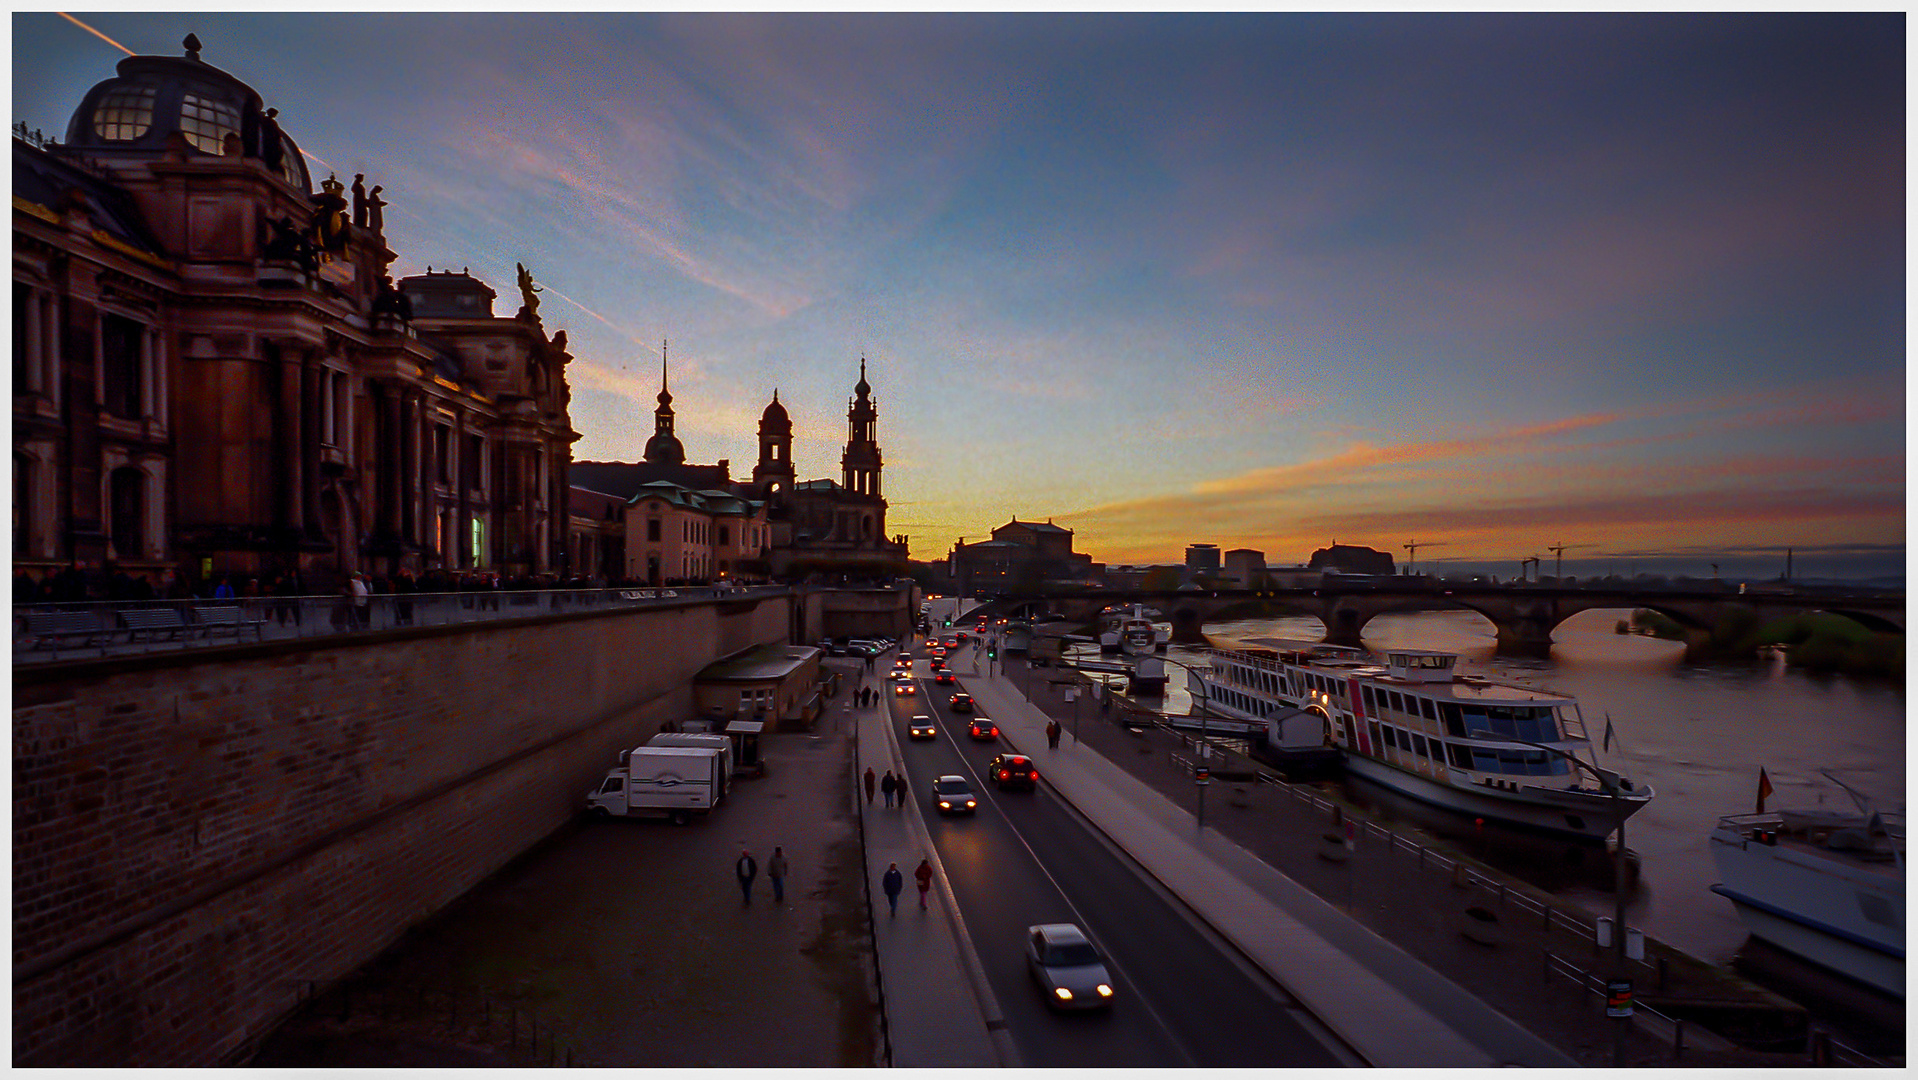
[1469,731,1632,1065]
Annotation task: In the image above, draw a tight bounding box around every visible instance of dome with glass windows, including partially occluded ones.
[63,34,311,192]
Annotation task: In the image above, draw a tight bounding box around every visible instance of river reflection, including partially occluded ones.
[1126,608,1904,969]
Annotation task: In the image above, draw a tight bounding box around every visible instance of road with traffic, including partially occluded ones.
[883,641,1350,1068]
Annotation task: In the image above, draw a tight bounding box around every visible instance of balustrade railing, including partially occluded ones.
[13,585,795,664]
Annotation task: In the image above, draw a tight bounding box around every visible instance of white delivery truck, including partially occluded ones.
[586,745,726,824]
[646,732,735,786]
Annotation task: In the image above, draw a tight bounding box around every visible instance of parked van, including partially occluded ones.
[646,732,735,785]
[587,746,726,824]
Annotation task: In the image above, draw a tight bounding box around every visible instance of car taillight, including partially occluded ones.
[1029,769,1038,780]
[998,770,1009,780]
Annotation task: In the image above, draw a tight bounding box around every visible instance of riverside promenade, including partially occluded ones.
[248,639,1825,1068]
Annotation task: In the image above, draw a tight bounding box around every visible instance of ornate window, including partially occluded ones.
[178,93,242,155]
[92,86,157,142]
[110,466,144,559]
[101,314,144,419]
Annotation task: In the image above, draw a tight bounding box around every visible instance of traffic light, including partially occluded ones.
[944,618,952,628]
[988,644,997,659]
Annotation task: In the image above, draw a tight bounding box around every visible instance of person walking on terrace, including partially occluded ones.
[881,862,904,916]
[735,847,757,904]
[767,846,788,903]
[864,766,877,806]
[881,769,897,808]
[914,858,934,910]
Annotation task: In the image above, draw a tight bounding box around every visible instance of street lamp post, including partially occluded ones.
[1469,731,1631,1064]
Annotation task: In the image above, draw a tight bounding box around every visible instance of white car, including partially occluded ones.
[1026,923,1114,1009]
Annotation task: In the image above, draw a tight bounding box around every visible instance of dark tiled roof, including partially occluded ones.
[571,461,732,500]
[14,139,166,258]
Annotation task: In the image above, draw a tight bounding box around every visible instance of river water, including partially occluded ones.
[1093,608,1904,968]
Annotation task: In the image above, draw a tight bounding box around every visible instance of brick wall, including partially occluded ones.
[12,595,791,1066]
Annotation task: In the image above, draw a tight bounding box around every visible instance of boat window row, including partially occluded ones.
[1358,685,1562,744]
[1222,662,1286,698]
[1292,668,1348,702]
[1366,719,1571,777]
[1205,684,1272,720]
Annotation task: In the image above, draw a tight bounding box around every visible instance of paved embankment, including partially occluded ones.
[249,679,880,1068]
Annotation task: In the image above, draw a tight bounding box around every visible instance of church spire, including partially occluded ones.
[643,338,685,465]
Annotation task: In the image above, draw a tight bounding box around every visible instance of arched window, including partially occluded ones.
[109,466,144,559]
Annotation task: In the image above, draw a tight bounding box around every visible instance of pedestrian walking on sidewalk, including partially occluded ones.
[914,858,934,909]
[1046,720,1061,750]
[768,846,788,903]
[735,847,758,905]
[882,862,904,916]
[881,770,897,808]
[864,766,876,805]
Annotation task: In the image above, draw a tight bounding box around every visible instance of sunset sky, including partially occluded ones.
[13,13,1905,579]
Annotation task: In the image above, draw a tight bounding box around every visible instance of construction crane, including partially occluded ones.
[1519,556,1541,582]
[1546,541,1588,581]
[1403,539,1449,576]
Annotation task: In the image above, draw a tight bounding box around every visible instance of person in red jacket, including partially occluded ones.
[914,858,934,909]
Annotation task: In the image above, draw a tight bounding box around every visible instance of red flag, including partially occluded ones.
[1756,768,1774,814]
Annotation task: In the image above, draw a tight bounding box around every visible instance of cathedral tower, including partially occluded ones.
[841,359,882,497]
[754,389,795,497]
[642,341,685,466]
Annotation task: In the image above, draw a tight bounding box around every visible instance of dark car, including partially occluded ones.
[931,775,977,815]
[935,671,957,686]
[893,679,917,697]
[968,718,999,741]
[908,716,937,740]
[988,753,1036,789]
[948,691,974,711]
[930,657,947,672]
[1026,923,1114,1010]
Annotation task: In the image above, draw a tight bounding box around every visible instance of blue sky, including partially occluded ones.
[13,13,1905,577]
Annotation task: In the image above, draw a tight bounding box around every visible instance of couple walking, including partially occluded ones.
[735,846,790,904]
[863,766,902,808]
[880,859,935,915]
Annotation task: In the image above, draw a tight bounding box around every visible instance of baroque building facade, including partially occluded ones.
[12,38,577,594]
[567,356,905,584]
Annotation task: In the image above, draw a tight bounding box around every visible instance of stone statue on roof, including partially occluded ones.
[515,261,542,320]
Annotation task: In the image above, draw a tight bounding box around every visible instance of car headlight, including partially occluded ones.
[938,801,950,808]
[965,800,976,808]
[1096,984,1113,997]
[1054,987,1073,1001]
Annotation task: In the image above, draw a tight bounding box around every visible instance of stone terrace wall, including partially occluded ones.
[12,595,791,1066]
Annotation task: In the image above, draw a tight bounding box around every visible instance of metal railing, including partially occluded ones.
[13,585,794,664]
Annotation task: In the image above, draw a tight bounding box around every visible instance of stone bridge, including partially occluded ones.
[963,583,1904,655]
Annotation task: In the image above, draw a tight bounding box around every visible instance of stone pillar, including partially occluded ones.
[400,389,419,543]
[277,343,305,537]
[381,384,402,537]
[24,288,43,393]
[300,355,324,540]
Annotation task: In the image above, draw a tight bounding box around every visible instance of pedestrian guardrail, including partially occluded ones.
[13,585,795,664]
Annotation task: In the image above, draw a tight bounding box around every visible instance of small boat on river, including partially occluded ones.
[1709,781,1904,998]
[1099,605,1164,656]
[1193,641,1652,840]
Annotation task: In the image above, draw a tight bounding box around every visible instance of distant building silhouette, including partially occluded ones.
[1309,543,1395,576]
[950,518,1098,594]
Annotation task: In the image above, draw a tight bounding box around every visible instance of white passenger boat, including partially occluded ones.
[1098,605,1164,656]
[1194,642,1652,841]
[1709,789,1904,998]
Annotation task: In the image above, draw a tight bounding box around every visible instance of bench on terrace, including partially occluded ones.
[194,604,267,642]
[21,610,113,652]
[119,607,191,643]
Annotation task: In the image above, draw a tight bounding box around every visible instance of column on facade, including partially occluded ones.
[139,328,155,424]
[299,353,324,538]
[277,343,306,537]
[400,387,419,544]
[372,383,396,538]
[421,400,439,557]
[23,288,43,394]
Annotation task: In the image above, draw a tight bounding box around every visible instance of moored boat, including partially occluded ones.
[1709,787,1904,998]
[1194,641,1652,840]
[1099,604,1164,656]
